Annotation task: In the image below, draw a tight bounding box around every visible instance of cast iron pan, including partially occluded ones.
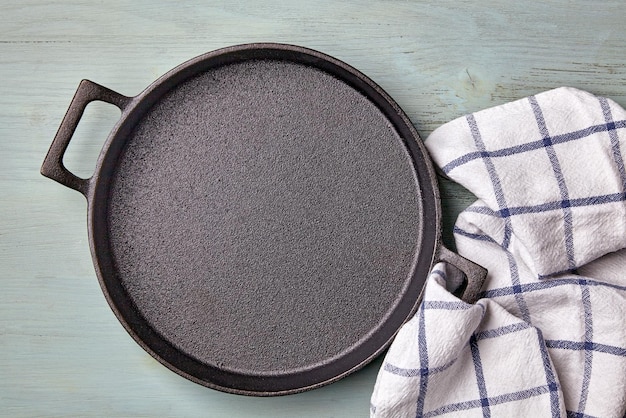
[41,43,486,396]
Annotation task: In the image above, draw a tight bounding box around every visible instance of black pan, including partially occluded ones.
[41,43,485,396]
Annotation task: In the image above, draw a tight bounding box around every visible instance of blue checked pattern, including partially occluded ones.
[371,88,626,418]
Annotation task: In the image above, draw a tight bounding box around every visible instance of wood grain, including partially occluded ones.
[1,1,625,416]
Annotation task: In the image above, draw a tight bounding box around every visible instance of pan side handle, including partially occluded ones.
[41,79,131,195]
[437,246,487,304]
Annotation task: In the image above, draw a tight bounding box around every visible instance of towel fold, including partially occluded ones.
[371,87,626,418]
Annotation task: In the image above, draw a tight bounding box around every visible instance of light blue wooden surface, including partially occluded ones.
[2,1,625,416]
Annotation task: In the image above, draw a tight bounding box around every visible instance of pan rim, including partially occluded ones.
[86,43,442,396]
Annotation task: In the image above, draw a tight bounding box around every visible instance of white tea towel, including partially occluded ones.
[370,87,626,418]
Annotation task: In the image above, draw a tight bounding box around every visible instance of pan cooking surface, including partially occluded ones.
[106,59,423,374]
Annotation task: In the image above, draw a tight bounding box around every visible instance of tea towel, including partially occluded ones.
[370,87,626,417]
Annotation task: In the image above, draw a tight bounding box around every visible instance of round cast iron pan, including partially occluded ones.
[41,43,486,396]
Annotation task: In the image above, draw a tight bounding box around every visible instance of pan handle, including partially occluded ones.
[437,246,487,304]
[40,79,131,195]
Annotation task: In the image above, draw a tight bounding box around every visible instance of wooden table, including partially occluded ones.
[2,1,625,416]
